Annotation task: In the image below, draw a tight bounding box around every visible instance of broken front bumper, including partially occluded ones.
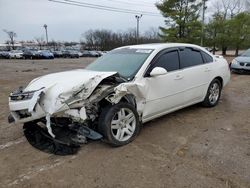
[9,88,46,123]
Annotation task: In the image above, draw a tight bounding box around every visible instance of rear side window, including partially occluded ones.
[179,48,203,69]
[202,51,213,63]
[153,50,179,72]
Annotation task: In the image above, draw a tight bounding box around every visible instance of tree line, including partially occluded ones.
[82,0,250,55]
[157,0,250,56]
[82,28,161,51]
[3,0,250,55]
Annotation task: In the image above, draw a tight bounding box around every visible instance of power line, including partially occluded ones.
[66,0,160,15]
[100,0,156,7]
[49,0,162,17]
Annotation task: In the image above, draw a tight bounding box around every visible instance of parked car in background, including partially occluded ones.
[81,50,103,57]
[81,50,92,57]
[78,51,83,57]
[97,51,105,56]
[89,50,101,57]
[204,47,213,52]
[0,51,10,59]
[62,50,79,58]
[8,43,230,155]
[38,50,54,59]
[23,50,39,59]
[9,50,24,59]
[52,51,63,58]
[231,49,250,73]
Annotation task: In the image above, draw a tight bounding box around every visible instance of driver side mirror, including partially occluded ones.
[150,67,167,77]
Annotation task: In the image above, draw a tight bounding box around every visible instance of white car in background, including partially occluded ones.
[9,50,23,59]
[8,43,230,155]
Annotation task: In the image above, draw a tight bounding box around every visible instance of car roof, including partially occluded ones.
[119,43,206,51]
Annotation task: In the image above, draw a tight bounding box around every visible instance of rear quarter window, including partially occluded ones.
[202,51,213,63]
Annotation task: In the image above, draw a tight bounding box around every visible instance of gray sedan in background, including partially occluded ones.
[231,49,250,73]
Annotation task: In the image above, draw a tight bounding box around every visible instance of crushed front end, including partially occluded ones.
[8,70,121,155]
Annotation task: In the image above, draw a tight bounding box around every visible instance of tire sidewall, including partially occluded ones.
[99,102,140,147]
[204,79,222,107]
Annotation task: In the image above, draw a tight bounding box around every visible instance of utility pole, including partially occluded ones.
[201,0,206,47]
[43,24,49,45]
[135,14,143,44]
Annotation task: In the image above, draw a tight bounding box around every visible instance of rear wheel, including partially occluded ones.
[202,79,222,107]
[98,102,140,147]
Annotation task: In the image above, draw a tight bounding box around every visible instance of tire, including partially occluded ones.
[202,79,222,107]
[98,102,140,147]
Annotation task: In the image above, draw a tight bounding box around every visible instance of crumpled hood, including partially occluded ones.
[25,69,116,91]
[25,69,117,114]
[235,56,250,63]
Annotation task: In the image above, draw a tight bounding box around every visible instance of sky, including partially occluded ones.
[0,0,228,44]
[0,0,166,43]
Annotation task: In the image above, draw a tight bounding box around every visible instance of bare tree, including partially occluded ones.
[213,0,245,19]
[82,28,161,51]
[246,0,250,12]
[83,30,95,49]
[35,36,45,50]
[48,39,60,51]
[3,29,17,50]
[228,0,244,17]
[144,27,160,40]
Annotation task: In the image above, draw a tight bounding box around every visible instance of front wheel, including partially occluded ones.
[202,79,222,107]
[98,102,140,147]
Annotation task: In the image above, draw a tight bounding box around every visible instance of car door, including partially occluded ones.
[142,49,186,121]
[179,47,212,105]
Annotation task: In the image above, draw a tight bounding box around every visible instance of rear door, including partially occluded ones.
[179,47,212,104]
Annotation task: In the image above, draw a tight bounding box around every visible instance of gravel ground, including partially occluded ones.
[0,57,249,188]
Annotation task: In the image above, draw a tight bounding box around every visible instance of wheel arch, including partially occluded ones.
[214,76,223,87]
[119,94,137,109]
[98,93,137,110]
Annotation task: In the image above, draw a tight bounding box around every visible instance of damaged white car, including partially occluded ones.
[8,43,230,155]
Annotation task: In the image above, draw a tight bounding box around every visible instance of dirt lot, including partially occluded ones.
[0,57,249,188]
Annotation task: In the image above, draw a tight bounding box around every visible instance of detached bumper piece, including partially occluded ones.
[8,114,15,123]
[23,121,102,155]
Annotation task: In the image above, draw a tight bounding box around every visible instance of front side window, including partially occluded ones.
[151,50,179,72]
[86,48,153,80]
[179,48,203,69]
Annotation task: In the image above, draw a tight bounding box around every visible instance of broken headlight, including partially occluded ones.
[10,91,35,101]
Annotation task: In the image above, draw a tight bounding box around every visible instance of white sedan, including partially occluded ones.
[9,50,23,59]
[8,43,230,155]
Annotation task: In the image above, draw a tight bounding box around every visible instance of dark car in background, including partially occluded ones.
[0,51,10,59]
[62,50,79,58]
[52,51,63,58]
[81,50,92,57]
[23,50,39,59]
[81,50,103,57]
[38,50,54,59]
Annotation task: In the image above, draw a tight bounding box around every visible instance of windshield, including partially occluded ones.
[86,48,153,79]
[241,49,250,57]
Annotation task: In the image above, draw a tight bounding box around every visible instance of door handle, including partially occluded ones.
[174,74,183,80]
